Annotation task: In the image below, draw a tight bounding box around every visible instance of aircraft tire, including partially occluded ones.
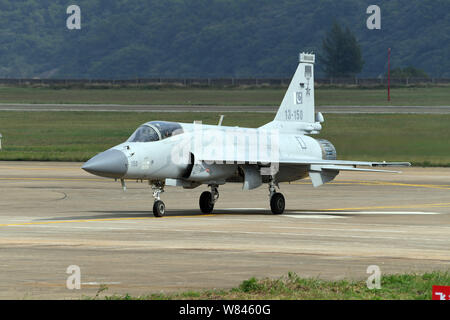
[199,191,215,214]
[153,200,166,217]
[270,193,285,215]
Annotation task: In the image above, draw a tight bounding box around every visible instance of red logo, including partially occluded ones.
[432,286,450,300]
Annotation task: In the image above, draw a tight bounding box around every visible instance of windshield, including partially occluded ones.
[148,121,183,139]
[127,121,183,143]
[127,125,160,142]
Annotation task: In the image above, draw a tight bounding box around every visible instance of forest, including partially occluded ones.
[0,0,448,79]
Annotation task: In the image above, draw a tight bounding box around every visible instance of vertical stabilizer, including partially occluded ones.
[275,53,316,123]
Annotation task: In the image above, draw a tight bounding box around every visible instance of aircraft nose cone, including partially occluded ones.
[82,149,128,178]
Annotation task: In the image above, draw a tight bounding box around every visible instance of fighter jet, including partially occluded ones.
[82,52,410,217]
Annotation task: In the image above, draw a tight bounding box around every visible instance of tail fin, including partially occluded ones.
[274,52,316,123]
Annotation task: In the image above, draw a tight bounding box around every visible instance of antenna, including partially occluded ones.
[218,115,224,126]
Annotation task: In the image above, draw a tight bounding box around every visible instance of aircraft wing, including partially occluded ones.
[194,151,411,187]
[311,165,402,173]
[275,159,411,168]
[195,153,411,170]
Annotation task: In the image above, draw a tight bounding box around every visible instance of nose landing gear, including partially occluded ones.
[153,200,165,217]
[151,180,166,217]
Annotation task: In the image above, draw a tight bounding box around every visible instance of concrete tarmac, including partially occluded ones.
[0,162,449,299]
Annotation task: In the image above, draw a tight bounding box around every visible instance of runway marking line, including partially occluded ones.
[321,203,450,211]
[0,176,450,194]
[0,176,449,190]
[0,214,214,227]
[293,180,450,190]
[0,177,106,182]
[0,166,78,171]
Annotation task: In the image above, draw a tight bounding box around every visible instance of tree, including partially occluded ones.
[389,66,429,79]
[321,22,364,78]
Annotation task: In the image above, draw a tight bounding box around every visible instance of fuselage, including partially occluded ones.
[82,121,336,188]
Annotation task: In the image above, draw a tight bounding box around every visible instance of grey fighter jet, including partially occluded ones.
[82,53,410,217]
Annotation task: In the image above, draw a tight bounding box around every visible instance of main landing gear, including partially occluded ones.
[151,180,284,216]
[199,184,219,214]
[269,179,285,215]
[151,180,166,217]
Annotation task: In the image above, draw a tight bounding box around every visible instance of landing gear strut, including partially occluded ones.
[199,185,219,214]
[151,180,165,217]
[269,179,285,215]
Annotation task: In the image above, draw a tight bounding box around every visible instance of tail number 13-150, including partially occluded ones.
[285,109,303,121]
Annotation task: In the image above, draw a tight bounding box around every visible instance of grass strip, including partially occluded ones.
[91,271,450,300]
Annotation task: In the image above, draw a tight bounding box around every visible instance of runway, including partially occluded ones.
[0,162,449,299]
[0,103,449,114]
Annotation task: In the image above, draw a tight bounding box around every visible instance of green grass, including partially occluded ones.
[316,87,450,106]
[0,112,448,166]
[0,86,448,106]
[92,271,450,300]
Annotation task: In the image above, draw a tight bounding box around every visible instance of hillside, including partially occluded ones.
[0,0,448,78]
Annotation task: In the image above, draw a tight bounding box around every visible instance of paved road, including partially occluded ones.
[0,162,449,299]
[0,103,449,114]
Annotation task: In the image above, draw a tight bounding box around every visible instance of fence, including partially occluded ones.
[0,77,448,87]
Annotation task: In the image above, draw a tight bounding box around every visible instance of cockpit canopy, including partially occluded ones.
[127,121,183,143]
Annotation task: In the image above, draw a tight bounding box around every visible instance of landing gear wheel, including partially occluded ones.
[199,191,215,214]
[153,200,166,217]
[270,193,285,215]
